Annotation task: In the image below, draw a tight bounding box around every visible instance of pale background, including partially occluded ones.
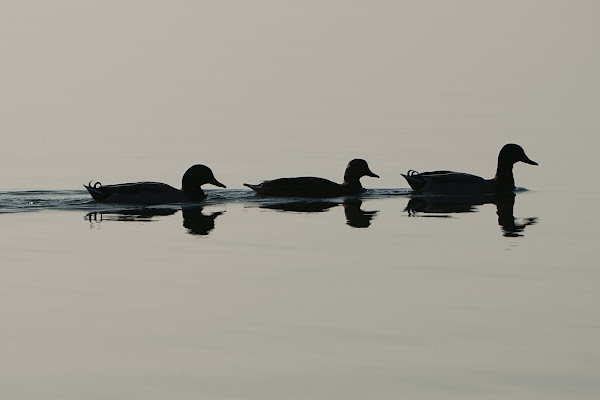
[2,2,600,399]
[1,1,597,190]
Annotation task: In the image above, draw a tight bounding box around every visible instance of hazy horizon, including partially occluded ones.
[2,3,600,399]
[1,1,597,191]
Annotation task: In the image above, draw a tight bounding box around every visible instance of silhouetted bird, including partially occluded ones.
[244,159,379,197]
[84,164,225,204]
[402,143,537,195]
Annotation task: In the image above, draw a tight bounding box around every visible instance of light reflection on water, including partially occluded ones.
[86,206,224,236]
[0,189,539,238]
[2,188,599,400]
[405,193,538,237]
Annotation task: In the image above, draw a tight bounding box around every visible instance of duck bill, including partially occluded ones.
[210,178,226,188]
[522,156,538,166]
[366,169,380,178]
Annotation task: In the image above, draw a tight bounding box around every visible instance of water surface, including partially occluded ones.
[1,1,599,398]
[2,187,599,399]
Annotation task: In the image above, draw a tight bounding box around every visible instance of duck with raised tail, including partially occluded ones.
[244,159,379,197]
[84,164,226,204]
[401,143,537,195]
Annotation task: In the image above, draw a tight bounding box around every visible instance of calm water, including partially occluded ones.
[2,1,599,398]
[1,186,599,399]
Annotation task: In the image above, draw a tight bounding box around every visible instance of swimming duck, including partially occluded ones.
[244,159,379,197]
[84,164,225,204]
[401,143,537,195]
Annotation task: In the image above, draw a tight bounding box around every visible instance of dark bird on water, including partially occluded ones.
[244,159,379,198]
[401,143,538,195]
[84,164,225,204]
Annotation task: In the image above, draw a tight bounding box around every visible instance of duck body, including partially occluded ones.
[85,182,188,204]
[84,164,225,205]
[245,177,361,197]
[402,144,537,195]
[402,170,496,195]
[244,159,379,198]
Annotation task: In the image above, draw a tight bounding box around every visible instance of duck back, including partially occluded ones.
[244,177,354,197]
[85,182,185,204]
[402,171,493,195]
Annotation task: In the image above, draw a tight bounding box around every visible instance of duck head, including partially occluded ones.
[498,144,538,170]
[343,159,379,183]
[182,164,226,198]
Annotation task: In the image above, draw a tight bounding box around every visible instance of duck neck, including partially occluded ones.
[494,160,515,192]
[343,168,363,184]
[183,186,206,201]
[342,178,364,194]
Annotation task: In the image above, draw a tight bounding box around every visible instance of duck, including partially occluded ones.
[401,143,537,195]
[244,159,379,197]
[84,164,226,204]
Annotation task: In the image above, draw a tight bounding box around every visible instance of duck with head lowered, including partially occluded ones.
[84,164,226,205]
[244,159,379,198]
[401,143,537,195]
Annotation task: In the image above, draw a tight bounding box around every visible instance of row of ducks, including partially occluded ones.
[84,143,538,204]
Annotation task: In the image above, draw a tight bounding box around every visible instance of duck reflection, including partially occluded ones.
[181,206,223,235]
[259,199,378,228]
[494,195,538,237]
[85,205,223,235]
[343,200,378,228]
[405,193,537,237]
[85,208,179,222]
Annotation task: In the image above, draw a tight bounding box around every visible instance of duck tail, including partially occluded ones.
[401,170,426,191]
[84,181,111,202]
[243,183,260,192]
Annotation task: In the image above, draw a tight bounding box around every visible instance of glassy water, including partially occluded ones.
[2,1,599,398]
[1,186,599,399]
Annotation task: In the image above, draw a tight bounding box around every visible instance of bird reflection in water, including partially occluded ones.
[343,200,378,228]
[259,199,378,228]
[85,206,224,236]
[181,206,223,235]
[405,193,537,237]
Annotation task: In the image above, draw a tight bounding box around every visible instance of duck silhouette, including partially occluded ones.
[402,144,537,195]
[244,159,379,197]
[84,164,225,204]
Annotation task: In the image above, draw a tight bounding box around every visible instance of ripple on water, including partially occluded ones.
[0,190,92,213]
[0,188,412,214]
